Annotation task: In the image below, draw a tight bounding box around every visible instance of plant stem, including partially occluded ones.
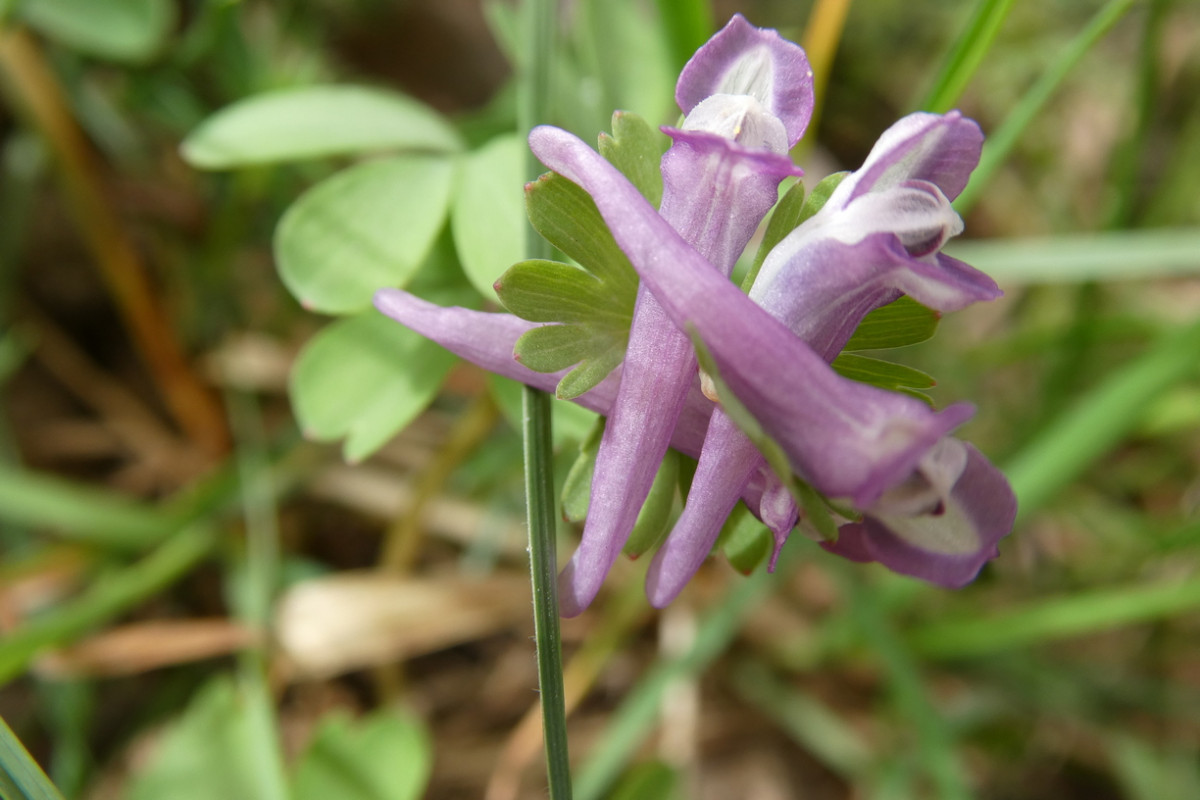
[518,0,572,797]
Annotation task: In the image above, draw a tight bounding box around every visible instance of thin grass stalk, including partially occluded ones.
[955,0,1141,213]
[0,714,66,800]
[918,0,1019,113]
[518,0,572,797]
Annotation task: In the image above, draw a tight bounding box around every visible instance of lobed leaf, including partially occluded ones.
[495,260,624,324]
[597,111,668,208]
[525,173,638,294]
[555,345,627,401]
[512,324,598,373]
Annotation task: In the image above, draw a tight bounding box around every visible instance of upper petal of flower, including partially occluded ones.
[675,14,815,147]
[829,111,984,206]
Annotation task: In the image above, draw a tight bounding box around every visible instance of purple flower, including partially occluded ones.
[374,15,1015,616]
[528,112,1015,607]
[556,14,813,616]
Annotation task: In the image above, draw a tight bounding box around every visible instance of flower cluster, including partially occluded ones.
[375,15,1016,616]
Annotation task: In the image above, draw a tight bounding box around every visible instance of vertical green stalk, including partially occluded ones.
[518,0,572,797]
[954,0,1140,214]
[917,0,1019,113]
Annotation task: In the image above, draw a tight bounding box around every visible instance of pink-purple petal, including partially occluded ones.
[831,111,984,205]
[675,14,815,147]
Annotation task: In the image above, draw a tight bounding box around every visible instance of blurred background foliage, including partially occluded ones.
[0,0,1198,798]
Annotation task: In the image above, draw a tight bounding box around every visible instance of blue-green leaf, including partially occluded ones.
[182,86,461,169]
[276,155,455,314]
[291,311,457,462]
[451,134,525,299]
[292,711,432,800]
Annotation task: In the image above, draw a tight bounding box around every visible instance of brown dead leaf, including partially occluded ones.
[36,618,258,678]
[275,571,529,680]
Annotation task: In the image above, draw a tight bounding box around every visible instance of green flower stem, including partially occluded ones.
[518,0,572,797]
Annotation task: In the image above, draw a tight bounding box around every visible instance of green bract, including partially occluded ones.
[494,113,665,400]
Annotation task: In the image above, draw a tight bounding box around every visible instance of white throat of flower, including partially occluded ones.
[682,93,788,154]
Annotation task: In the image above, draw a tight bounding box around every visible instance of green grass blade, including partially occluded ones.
[1004,315,1200,519]
[0,526,215,685]
[945,229,1200,284]
[0,715,66,800]
[839,570,971,800]
[0,465,179,548]
[919,0,1019,113]
[654,0,713,73]
[955,0,1140,214]
[519,0,571,797]
[910,576,1200,659]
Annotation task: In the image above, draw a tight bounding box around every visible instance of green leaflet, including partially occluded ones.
[844,296,941,351]
[275,155,456,314]
[182,86,461,169]
[292,711,432,800]
[497,115,665,399]
[290,311,457,463]
[451,134,526,300]
[20,0,174,63]
[495,260,628,324]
